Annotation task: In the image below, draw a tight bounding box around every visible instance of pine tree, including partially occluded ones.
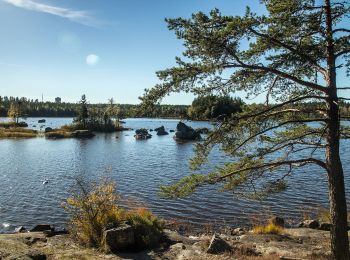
[140,0,350,258]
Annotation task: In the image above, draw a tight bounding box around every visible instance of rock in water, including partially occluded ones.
[44,127,52,133]
[207,234,231,254]
[102,224,135,253]
[134,128,152,140]
[38,119,46,123]
[174,122,201,141]
[17,121,28,127]
[155,126,169,136]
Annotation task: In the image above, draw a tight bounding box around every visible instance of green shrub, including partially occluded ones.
[127,208,165,249]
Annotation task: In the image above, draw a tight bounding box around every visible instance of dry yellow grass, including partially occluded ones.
[252,223,283,235]
[0,128,37,138]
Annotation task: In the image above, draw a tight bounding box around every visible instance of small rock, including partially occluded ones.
[38,119,46,123]
[155,126,169,136]
[102,224,135,253]
[134,129,152,140]
[207,234,231,254]
[299,220,320,229]
[232,227,245,235]
[30,224,53,232]
[17,121,28,127]
[15,226,27,233]
[319,222,332,231]
[269,216,285,227]
[169,130,175,132]
[44,127,52,133]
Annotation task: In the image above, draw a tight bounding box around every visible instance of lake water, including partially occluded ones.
[0,117,349,233]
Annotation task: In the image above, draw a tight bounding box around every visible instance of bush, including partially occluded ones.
[252,223,283,235]
[127,208,165,249]
[62,177,164,250]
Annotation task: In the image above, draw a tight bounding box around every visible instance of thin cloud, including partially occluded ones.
[2,0,96,26]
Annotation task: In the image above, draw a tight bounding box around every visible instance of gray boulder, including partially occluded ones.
[155,126,169,136]
[38,119,46,123]
[71,130,95,138]
[102,224,135,253]
[207,234,231,254]
[174,122,201,141]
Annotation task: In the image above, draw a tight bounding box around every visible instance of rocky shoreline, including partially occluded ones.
[1,220,348,260]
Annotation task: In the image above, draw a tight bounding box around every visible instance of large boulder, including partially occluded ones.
[155,126,169,136]
[134,128,152,140]
[206,234,231,254]
[174,122,201,141]
[71,130,95,139]
[102,224,135,253]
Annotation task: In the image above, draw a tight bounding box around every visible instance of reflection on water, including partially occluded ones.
[0,118,349,232]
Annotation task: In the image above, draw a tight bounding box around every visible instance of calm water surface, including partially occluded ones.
[0,117,349,232]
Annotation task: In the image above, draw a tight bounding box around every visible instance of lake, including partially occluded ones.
[0,117,349,232]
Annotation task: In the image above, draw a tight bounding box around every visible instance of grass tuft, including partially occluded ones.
[252,223,283,235]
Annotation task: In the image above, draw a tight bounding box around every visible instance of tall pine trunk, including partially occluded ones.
[325,0,349,259]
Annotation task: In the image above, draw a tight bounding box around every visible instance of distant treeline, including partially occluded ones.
[2,95,347,120]
[0,96,189,119]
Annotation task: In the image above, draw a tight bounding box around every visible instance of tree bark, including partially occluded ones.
[325,0,349,259]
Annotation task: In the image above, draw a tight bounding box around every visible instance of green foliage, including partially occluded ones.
[7,101,24,123]
[127,208,165,249]
[140,0,350,200]
[187,95,243,120]
[0,95,189,119]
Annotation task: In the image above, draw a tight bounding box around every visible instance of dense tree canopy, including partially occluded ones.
[187,95,243,120]
[140,0,350,258]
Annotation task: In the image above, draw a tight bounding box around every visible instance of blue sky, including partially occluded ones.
[0,0,348,104]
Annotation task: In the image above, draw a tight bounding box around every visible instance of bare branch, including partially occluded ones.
[333,28,350,34]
